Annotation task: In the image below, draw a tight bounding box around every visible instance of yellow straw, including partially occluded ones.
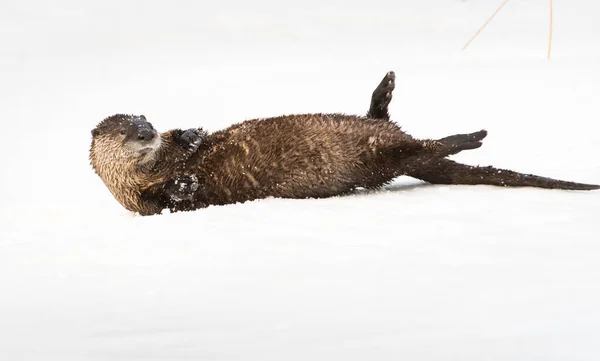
[548,0,553,60]
[463,0,512,51]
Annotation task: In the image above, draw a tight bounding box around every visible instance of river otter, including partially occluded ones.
[89,72,599,215]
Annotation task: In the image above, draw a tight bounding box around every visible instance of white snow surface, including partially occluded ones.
[1,1,600,360]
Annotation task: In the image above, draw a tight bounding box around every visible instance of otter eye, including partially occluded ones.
[119,129,126,135]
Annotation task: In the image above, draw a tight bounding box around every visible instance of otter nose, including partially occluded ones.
[137,129,155,141]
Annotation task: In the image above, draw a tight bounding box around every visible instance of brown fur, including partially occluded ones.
[90,113,488,215]
[90,73,599,216]
[185,114,440,204]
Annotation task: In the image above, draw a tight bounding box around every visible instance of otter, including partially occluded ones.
[89,72,600,215]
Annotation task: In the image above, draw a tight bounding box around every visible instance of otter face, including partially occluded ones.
[92,114,161,157]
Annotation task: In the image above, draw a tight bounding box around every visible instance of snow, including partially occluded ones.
[1,0,600,360]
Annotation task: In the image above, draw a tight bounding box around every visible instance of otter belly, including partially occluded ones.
[191,114,411,205]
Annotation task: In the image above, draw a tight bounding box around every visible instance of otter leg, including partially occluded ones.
[364,71,487,153]
[364,71,489,153]
[360,129,487,191]
[419,130,487,157]
[384,130,487,177]
[364,71,487,154]
[367,71,395,120]
[407,159,600,190]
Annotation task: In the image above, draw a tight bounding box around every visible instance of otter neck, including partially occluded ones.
[91,141,159,213]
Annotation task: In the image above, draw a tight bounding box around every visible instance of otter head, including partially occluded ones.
[90,114,165,212]
[91,114,161,158]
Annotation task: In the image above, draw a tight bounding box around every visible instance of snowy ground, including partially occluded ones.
[1,0,600,360]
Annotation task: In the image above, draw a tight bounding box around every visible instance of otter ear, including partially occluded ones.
[91,128,99,137]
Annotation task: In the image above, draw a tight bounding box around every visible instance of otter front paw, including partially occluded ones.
[177,128,206,153]
[165,175,199,202]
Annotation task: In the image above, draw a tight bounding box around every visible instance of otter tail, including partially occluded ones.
[408,159,600,191]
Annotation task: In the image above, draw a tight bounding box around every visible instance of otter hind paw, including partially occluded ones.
[437,130,488,156]
[368,71,396,120]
